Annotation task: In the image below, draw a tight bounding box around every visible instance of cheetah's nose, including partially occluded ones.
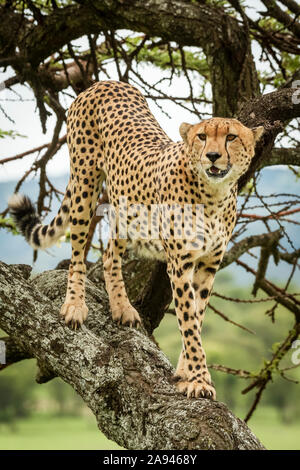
[206,152,221,163]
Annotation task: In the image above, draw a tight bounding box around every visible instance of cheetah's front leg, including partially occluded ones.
[169,260,216,399]
[61,263,88,327]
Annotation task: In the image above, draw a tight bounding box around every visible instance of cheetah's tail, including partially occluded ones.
[8,181,72,250]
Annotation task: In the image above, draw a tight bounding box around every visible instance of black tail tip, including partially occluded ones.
[8,193,36,220]
[8,193,40,238]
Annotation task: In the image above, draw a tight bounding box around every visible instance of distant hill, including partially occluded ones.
[0,167,299,283]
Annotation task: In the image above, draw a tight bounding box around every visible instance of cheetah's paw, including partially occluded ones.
[175,379,216,400]
[111,304,141,328]
[60,301,88,329]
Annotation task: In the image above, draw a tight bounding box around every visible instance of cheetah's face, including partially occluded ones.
[180,118,264,185]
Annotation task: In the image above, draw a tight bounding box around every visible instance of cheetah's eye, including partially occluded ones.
[227,134,237,141]
[198,134,206,141]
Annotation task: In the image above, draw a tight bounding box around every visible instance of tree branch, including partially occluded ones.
[0,336,32,371]
[0,135,66,166]
[259,147,300,168]
[236,259,300,322]
[0,261,264,450]
[279,0,300,16]
[260,0,300,39]
[221,230,283,269]
[237,87,300,189]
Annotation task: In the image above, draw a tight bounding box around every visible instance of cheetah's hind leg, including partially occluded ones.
[103,238,141,328]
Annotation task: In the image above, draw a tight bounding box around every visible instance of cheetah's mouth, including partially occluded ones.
[206,164,232,179]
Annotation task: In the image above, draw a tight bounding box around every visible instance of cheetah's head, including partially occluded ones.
[180,118,264,185]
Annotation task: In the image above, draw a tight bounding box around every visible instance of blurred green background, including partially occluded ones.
[1,271,299,450]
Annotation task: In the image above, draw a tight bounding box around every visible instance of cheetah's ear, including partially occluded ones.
[179,122,192,144]
[252,126,264,144]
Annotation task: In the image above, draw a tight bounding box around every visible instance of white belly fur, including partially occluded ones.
[128,239,166,262]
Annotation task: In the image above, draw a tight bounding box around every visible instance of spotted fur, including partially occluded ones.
[9,80,263,399]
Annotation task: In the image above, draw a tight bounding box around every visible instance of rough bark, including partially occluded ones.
[0,1,247,64]
[0,336,32,371]
[0,261,264,450]
[259,148,300,168]
[237,87,300,190]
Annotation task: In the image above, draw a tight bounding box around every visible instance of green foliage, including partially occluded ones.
[0,217,18,235]
[43,94,51,106]
[258,16,286,33]
[0,407,299,449]
[0,413,121,450]
[259,54,300,89]
[93,34,210,81]
[125,36,209,77]
[15,0,72,15]
[0,129,26,139]
[282,54,300,78]
[204,0,233,7]
[239,178,255,195]
[46,378,83,416]
[0,360,35,427]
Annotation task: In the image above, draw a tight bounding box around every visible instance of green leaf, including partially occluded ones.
[0,129,27,139]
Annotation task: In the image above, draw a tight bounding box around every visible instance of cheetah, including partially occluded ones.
[9,80,263,399]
